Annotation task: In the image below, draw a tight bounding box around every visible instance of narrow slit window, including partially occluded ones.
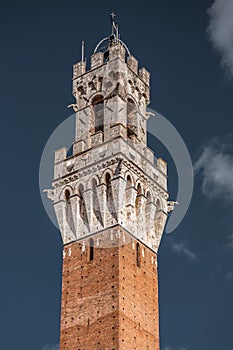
[92,95,104,133]
[89,238,94,261]
[136,242,140,267]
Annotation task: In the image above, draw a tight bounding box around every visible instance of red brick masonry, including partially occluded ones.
[60,227,160,350]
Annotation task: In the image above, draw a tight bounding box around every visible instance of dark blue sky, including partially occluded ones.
[1,1,233,350]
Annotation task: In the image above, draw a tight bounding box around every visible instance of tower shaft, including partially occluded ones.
[60,228,160,350]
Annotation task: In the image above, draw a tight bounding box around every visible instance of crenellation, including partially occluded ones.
[108,42,126,61]
[73,61,86,78]
[90,130,104,147]
[156,157,167,176]
[139,67,150,86]
[54,147,67,163]
[127,55,138,74]
[91,51,104,69]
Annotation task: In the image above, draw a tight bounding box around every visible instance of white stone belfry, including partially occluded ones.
[47,33,171,252]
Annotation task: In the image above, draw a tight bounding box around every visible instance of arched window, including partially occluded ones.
[65,189,71,204]
[89,238,94,261]
[145,191,152,226]
[155,198,162,214]
[105,173,111,202]
[78,184,88,225]
[92,178,102,225]
[135,183,142,215]
[126,175,132,206]
[154,198,162,235]
[136,242,140,267]
[92,95,104,133]
[127,98,137,139]
[126,175,132,188]
[146,191,151,204]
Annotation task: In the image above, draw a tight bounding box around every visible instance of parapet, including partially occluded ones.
[91,52,104,69]
[156,157,167,175]
[127,55,138,74]
[55,147,67,163]
[109,42,126,61]
[73,61,86,79]
[139,67,150,86]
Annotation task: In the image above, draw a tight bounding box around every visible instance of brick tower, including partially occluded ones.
[47,16,172,350]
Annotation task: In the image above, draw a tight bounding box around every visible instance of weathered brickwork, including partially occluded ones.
[60,228,159,350]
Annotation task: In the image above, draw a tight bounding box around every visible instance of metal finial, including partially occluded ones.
[110,11,117,36]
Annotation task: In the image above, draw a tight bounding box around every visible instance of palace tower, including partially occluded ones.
[47,16,172,350]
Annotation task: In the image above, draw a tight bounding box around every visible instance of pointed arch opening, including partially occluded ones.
[105,172,111,202]
[92,95,104,133]
[92,178,102,226]
[78,184,88,226]
[135,183,142,216]
[65,189,71,204]
[125,174,133,219]
[127,98,137,140]
[63,188,75,237]
[145,191,152,228]
[154,198,162,234]
[126,174,132,204]
[126,174,132,188]
[104,172,116,221]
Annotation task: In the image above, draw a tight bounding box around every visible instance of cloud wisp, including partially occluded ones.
[194,134,233,203]
[171,242,198,261]
[226,231,233,251]
[207,0,233,77]
[41,345,59,350]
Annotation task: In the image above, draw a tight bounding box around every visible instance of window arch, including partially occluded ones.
[92,95,104,133]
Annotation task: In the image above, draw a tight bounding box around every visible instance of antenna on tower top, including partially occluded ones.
[81,39,85,62]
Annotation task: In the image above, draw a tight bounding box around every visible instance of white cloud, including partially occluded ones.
[41,345,59,350]
[225,270,233,279]
[207,0,233,77]
[172,242,198,261]
[194,135,233,202]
